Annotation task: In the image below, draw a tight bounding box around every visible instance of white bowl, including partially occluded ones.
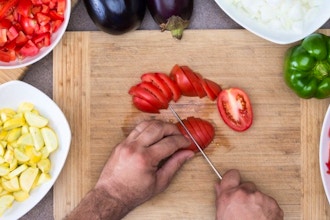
[214,0,330,44]
[0,80,71,219]
[320,104,330,205]
[0,0,71,69]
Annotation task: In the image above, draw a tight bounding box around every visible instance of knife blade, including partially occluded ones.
[169,105,222,180]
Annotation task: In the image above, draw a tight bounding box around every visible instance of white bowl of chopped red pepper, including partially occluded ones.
[320,104,330,205]
[0,0,70,69]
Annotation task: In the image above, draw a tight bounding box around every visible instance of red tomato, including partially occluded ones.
[170,64,197,96]
[176,117,215,152]
[156,73,181,102]
[141,73,173,102]
[202,79,222,101]
[181,66,206,98]
[138,82,169,109]
[217,88,253,132]
[132,96,159,113]
[129,84,164,111]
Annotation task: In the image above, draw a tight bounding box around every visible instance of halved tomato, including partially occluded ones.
[217,88,253,132]
[186,117,208,148]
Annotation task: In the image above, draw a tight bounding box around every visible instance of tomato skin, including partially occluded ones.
[129,84,164,110]
[141,73,173,102]
[217,88,253,132]
[156,72,181,102]
[181,66,206,98]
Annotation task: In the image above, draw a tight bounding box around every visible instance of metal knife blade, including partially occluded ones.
[169,105,222,180]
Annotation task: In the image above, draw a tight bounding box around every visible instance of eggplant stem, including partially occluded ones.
[160,15,190,40]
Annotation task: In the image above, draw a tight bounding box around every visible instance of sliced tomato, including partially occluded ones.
[195,117,214,142]
[202,78,222,101]
[15,31,28,46]
[132,96,159,114]
[138,81,169,109]
[141,73,173,102]
[129,84,164,111]
[36,12,51,26]
[0,29,7,46]
[170,64,196,97]
[181,66,206,98]
[176,117,215,152]
[217,88,253,132]
[188,116,212,148]
[156,72,181,102]
[185,117,208,148]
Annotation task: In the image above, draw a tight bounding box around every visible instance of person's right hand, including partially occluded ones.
[215,169,284,220]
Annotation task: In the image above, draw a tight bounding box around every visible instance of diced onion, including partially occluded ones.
[225,0,323,33]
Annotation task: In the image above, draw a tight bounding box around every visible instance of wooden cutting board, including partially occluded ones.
[0,0,79,84]
[53,30,330,220]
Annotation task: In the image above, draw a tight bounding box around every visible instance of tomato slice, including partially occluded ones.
[16,0,33,17]
[176,117,215,152]
[132,96,159,114]
[188,116,214,148]
[170,64,196,97]
[138,81,169,109]
[202,79,222,101]
[181,66,206,98]
[195,117,214,142]
[141,73,172,102]
[156,72,181,102]
[129,84,164,111]
[217,88,253,132]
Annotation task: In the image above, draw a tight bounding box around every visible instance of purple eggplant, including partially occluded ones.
[84,0,147,35]
[147,0,193,39]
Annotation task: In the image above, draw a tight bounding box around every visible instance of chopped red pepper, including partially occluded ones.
[0,0,65,62]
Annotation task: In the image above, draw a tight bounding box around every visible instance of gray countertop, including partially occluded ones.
[19,0,330,219]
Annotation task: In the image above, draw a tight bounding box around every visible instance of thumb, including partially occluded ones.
[155,150,194,193]
[215,169,241,195]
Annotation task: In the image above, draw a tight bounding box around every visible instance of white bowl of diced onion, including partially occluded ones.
[214,0,330,44]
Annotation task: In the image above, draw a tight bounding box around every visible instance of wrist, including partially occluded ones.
[66,186,130,220]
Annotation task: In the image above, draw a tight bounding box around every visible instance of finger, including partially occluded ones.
[127,120,182,148]
[126,120,153,140]
[155,150,194,193]
[216,169,241,195]
[239,181,257,193]
[147,134,191,165]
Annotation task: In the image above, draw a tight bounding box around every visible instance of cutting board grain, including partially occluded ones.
[53,30,330,220]
[0,0,79,84]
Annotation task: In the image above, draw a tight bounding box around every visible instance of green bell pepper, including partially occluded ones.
[284,33,330,99]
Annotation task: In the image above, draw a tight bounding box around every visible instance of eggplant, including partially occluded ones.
[147,0,193,39]
[84,0,147,35]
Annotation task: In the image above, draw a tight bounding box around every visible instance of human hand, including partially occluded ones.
[95,120,194,211]
[215,169,284,220]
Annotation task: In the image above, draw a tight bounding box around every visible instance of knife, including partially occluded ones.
[169,105,222,180]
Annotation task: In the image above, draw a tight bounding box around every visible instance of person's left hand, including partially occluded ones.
[95,120,194,211]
